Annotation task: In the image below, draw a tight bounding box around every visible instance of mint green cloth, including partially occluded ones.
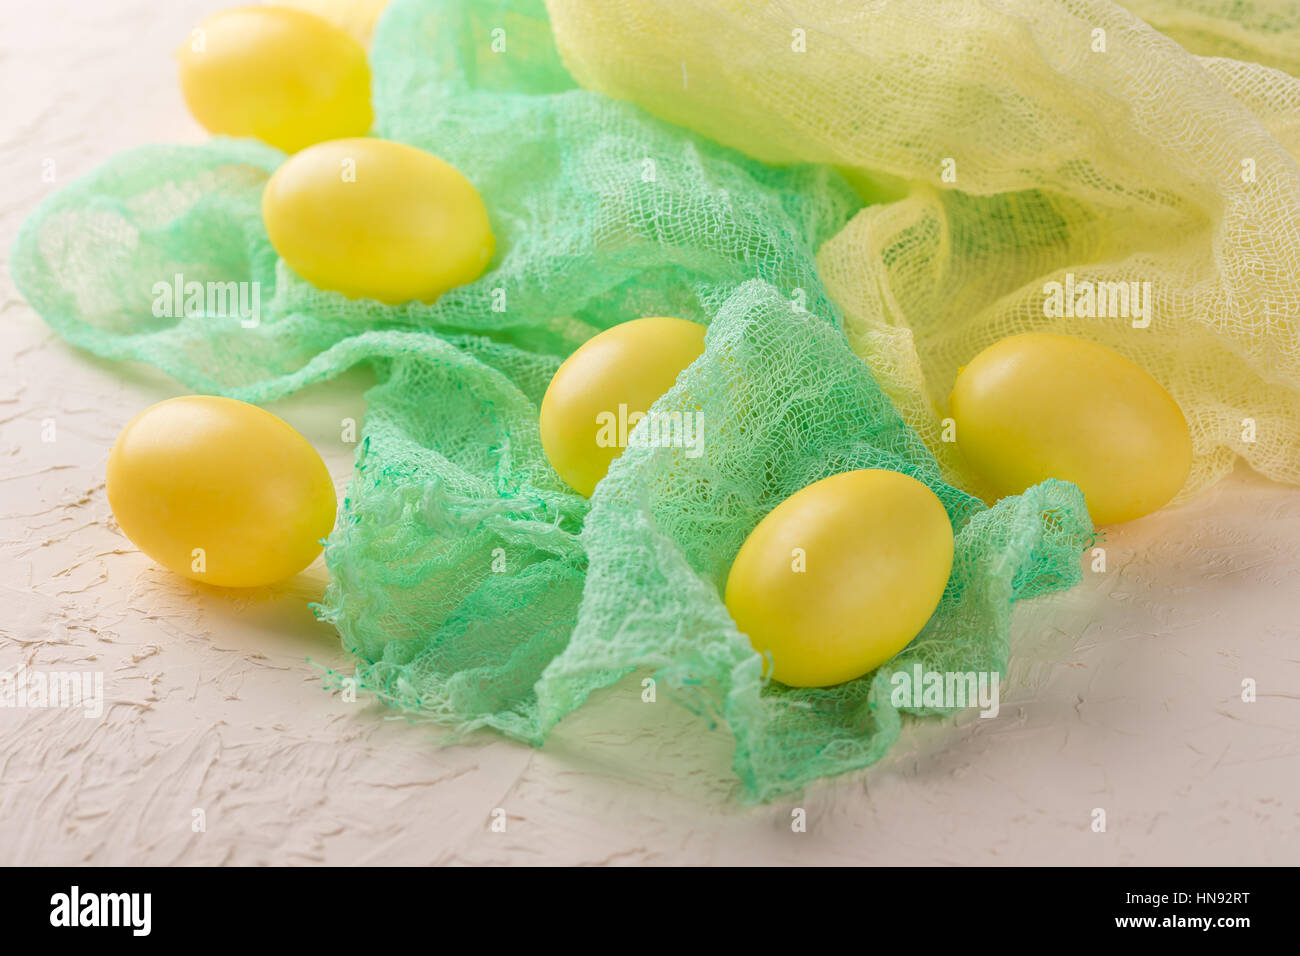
[11,0,1091,800]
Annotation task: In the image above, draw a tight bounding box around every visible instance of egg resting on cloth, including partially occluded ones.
[12,0,1102,801]
[547,0,1300,501]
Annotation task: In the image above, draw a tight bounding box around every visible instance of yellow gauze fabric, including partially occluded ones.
[545,0,1300,500]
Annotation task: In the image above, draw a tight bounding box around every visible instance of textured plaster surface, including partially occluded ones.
[1,0,1297,866]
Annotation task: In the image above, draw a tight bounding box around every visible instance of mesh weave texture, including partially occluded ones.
[12,0,1112,800]
[548,0,1300,501]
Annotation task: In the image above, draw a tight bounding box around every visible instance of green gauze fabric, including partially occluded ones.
[548,0,1300,502]
[10,0,1092,801]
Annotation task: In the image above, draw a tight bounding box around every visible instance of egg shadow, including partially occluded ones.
[139,555,345,663]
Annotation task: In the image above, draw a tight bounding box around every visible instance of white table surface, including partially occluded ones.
[2,0,1297,866]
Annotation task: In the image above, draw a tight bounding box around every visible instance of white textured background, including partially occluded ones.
[2,0,1297,866]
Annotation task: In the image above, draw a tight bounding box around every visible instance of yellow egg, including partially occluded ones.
[177,6,372,153]
[949,333,1193,525]
[540,317,706,497]
[262,138,495,304]
[725,470,954,688]
[106,396,337,588]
